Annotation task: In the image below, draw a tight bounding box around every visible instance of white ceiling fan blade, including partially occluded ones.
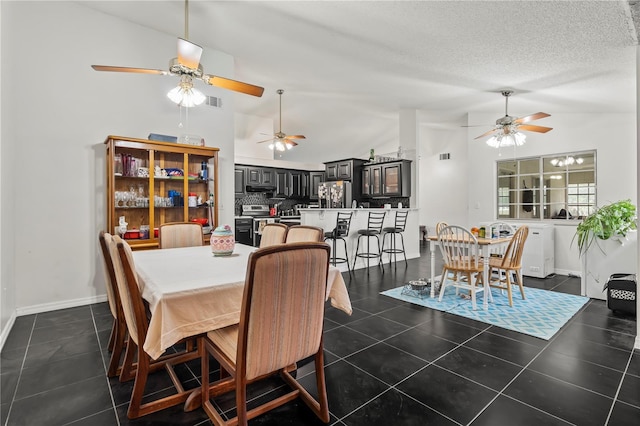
[177,38,202,69]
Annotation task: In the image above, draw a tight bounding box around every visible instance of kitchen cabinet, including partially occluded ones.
[105,135,219,250]
[275,169,289,197]
[325,159,366,181]
[276,170,308,198]
[247,167,275,187]
[309,171,325,200]
[290,171,307,198]
[234,167,246,196]
[362,159,411,198]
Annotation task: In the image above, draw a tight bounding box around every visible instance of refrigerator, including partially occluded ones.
[318,181,353,208]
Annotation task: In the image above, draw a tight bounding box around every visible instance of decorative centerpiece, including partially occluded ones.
[210,224,235,256]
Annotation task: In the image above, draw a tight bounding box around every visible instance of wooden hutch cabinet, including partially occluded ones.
[105,135,219,250]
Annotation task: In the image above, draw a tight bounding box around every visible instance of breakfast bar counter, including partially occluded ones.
[299,208,420,271]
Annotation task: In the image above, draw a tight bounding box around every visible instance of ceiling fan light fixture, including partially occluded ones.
[485,131,526,148]
[167,76,205,107]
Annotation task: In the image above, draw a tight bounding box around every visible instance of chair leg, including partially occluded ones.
[107,318,117,352]
[516,269,526,300]
[504,269,514,307]
[341,237,352,274]
[399,232,407,265]
[126,342,149,419]
[438,267,449,302]
[468,272,477,310]
[107,318,127,377]
[352,236,361,270]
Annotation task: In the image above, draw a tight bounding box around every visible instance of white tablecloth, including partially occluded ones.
[133,243,351,359]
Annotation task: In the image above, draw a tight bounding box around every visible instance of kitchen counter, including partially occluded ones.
[299,208,420,272]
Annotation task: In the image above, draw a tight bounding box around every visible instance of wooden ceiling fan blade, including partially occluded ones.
[256,138,276,144]
[284,139,299,147]
[474,128,499,139]
[205,75,264,97]
[514,112,550,124]
[518,124,553,133]
[286,135,306,139]
[177,38,203,69]
[91,65,167,75]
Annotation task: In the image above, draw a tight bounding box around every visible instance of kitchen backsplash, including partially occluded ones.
[235,194,410,216]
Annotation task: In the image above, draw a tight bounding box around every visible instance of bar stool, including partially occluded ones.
[382,210,409,267]
[352,211,386,271]
[324,211,353,274]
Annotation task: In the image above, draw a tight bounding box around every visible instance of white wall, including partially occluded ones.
[0,2,237,318]
[418,119,469,235]
[0,0,16,345]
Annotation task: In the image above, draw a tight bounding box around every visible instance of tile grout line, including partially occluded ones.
[89,304,121,426]
[3,315,37,426]
[603,348,636,425]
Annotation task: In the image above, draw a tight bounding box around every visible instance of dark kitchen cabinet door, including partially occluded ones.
[234,167,246,196]
[275,170,290,197]
[290,171,305,197]
[309,171,325,200]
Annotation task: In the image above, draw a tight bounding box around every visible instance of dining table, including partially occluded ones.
[427,234,512,309]
[133,243,353,360]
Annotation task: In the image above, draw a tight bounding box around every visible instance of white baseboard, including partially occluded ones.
[0,311,17,353]
[635,335,640,350]
[554,268,581,277]
[16,294,108,316]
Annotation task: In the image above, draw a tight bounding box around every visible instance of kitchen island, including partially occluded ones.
[299,208,420,271]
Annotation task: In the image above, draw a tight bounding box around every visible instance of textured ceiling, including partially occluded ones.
[80,0,638,162]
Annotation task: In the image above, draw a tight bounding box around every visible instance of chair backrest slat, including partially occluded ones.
[394,211,409,232]
[437,225,479,269]
[238,242,331,381]
[259,223,289,247]
[99,231,121,320]
[335,211,353,237]
[285,225,324,243]
[159,222,204,249]
[108,235,148,346]
[500,225,529,269]
[367,212,386,233]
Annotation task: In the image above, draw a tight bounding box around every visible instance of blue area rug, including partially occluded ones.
[381,285,589,340]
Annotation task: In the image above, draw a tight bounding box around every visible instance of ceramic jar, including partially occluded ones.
[210,224,235,256]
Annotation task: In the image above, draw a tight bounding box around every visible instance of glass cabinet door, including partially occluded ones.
[383,164,400,195]
[362,168,370,195]
[371,166,382,196]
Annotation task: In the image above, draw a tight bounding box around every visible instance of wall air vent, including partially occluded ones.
[439,153,451,160]
[206,96,223,108]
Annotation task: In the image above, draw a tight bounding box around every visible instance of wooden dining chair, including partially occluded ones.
[98,231,128,378]
[437,225,487,310]
[285,225,324,243]
[489,225,529,306]
[199,242,331,426]
[159,222,204,249]
[259,223,288,247]
[108,235,202,419]
[435,221,449,235]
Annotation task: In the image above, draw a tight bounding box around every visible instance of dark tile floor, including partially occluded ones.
[1,245,638,425]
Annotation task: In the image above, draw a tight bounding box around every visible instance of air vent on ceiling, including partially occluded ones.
[206,96,223,108]
[439,153,451,160]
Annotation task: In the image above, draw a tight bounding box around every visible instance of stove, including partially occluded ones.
[240,205,280,246]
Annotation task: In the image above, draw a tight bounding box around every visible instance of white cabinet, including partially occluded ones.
[521,224,555,278]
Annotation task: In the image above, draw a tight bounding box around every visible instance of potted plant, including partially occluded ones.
[574,199,637,257]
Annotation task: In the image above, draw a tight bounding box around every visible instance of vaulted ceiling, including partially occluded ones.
[80,1,638,162]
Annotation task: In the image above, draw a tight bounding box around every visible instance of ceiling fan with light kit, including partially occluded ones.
[257,89,306,151]
[91,0,264,107]
[474,90,552,148]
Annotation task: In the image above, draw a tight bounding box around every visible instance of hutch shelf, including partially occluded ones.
[105,135,219,250]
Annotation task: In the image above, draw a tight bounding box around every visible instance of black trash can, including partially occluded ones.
[604,273,636,315]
